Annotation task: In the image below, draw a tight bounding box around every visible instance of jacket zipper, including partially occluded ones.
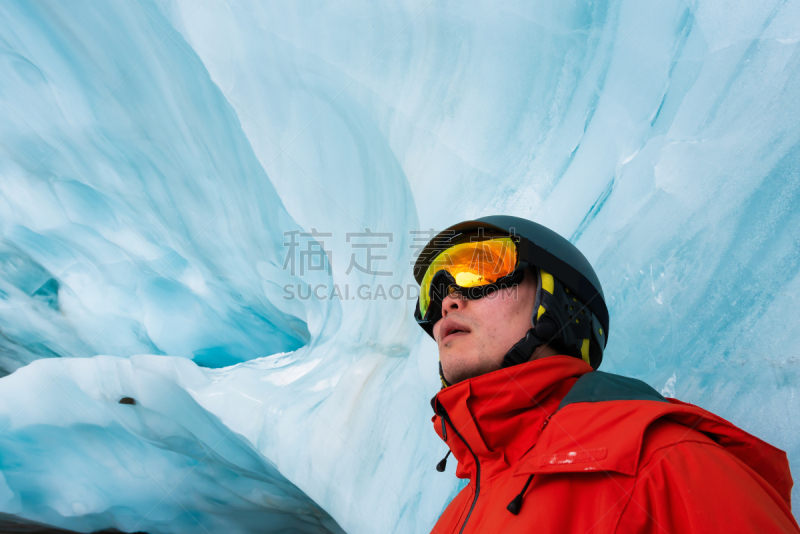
[437,401,481,534]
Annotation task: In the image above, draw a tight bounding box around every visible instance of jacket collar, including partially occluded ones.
[431,355,593,481]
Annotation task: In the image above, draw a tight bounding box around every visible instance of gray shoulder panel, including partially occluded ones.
[558,371,668,410]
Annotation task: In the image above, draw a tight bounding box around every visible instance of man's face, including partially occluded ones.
[432,268,538,384]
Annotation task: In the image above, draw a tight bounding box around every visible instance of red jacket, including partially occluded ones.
[429,356,798,533]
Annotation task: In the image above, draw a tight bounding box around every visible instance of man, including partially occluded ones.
[413,215,799,533]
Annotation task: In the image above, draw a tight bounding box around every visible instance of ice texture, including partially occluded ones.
[0,0,799,532]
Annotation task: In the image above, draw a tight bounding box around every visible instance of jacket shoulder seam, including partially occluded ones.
[638,437,722,471]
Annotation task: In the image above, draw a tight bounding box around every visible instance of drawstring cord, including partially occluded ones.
[434,399,451,472]
[506,474,534,515]
[436,450,451,472]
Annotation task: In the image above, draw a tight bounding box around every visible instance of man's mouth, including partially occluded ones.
[443,329,469,342]
[440,320,472,343]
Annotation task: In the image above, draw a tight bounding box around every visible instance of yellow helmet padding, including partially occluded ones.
[537,270,554,321]
[540,270,554,294]
[581,338,590,365]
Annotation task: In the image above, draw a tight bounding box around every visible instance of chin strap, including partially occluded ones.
[501,268,550,369]
[500,319,559,368]
[501,328,543,368]
[438,361,451,389]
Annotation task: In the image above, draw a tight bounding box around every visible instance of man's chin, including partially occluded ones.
[440,353,489,384]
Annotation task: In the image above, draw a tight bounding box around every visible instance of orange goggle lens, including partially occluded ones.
[419,237,518,319]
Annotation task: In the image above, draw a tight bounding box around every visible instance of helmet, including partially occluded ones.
[413,215,608,386]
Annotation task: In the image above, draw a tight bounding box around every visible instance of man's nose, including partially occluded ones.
[441,290,466,318]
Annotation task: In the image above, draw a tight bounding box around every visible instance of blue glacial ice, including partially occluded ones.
[0,0,799,532]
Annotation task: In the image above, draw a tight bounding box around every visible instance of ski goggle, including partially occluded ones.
[417,236,520,321]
